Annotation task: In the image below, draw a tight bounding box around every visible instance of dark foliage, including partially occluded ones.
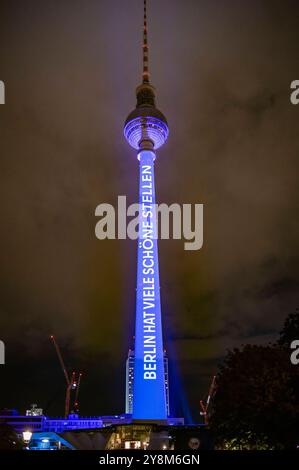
[0,423,23,450]
[210,338,299,448]
[278,310,299,348]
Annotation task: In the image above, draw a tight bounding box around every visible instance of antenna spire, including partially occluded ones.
[142,0,149,83]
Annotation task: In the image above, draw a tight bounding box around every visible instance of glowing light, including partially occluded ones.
[124,116,168,151]
[22,431,32,443]
[132,149,167,420]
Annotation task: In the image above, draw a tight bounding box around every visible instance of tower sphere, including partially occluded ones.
[124,83,169,151]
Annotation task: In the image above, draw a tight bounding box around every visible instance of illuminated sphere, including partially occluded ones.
[124,83,169,151]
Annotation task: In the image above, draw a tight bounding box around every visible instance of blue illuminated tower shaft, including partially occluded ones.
[133,149,167,420]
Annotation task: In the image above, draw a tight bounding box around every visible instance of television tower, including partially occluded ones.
[124,0,169,421]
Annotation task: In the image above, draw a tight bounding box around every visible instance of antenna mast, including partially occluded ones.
[142,0,150,83]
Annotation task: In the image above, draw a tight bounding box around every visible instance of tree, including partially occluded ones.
[278,309,299,348]
[210,344,299,449]
[0,423,23,450]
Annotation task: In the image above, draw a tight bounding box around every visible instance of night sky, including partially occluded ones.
[0,0,299,422]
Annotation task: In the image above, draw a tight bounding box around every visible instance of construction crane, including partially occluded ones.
[200,375,217,425]
[73,372,82,413]
[50,335,82,418]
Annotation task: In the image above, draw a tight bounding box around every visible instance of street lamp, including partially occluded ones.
[22,430,32,444]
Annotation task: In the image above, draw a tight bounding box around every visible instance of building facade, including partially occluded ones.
[0,410,103,435]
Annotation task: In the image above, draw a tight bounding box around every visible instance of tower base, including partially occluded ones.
[58,422,213,450]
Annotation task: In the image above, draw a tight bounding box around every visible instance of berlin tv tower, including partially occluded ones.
[124,0,169,421]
